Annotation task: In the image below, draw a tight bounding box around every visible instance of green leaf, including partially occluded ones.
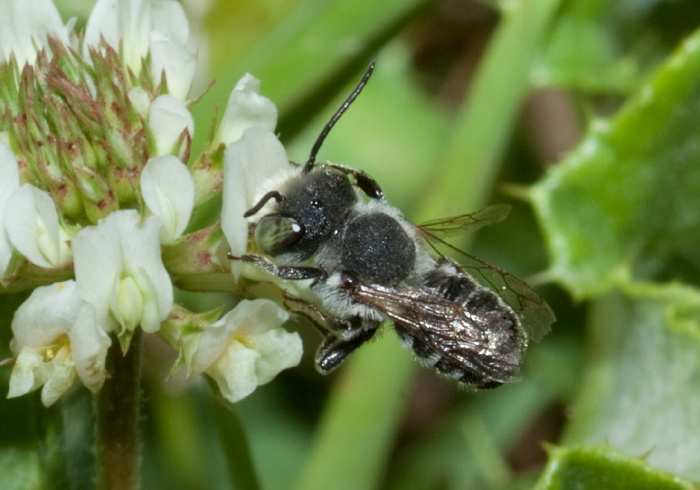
[562,287,700,480]
[531,28,700,298]
[536,445,698,490]
[536,0,640,93]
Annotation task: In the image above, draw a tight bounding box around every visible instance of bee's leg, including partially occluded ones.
[284,293,377,341]
[315,324,379,375]
[282,293,332,337]
[229,253,326,281]
[325,162,384,200]
[283,294,379,374]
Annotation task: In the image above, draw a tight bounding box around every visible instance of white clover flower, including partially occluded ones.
[1,0,305,413]
[148,94,195,156]
[185,299,302,403]
[72,210,173,349]
[216,74,278,146]
[8,281,111,407]
[221,127,291,276]
[140,156,195,244]
[5,184,72,268]
[84,0,197,101]
[0,141,20,278]
[0,0,70,66]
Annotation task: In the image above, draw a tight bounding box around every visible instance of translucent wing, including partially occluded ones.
[416,211,554,343]
[419,204,511,236]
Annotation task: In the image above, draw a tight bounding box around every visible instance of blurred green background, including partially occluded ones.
[2,0,700,488]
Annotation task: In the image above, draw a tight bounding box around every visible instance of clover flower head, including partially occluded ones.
[2,0,304,409]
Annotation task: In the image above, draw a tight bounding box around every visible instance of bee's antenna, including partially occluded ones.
[303,62,375,174]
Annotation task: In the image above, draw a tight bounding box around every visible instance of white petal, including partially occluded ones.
[221,145,248,262]
[150,35,196,101]
[250,328,302,385]
[189,299,289,374]
[72,214,122,331]
[147,95,194,156]
[110,275,144,334]
[149,0,195,100]
[226,297,290,336]
[116,214,173,319]
[0,142,20,277]
[188,299,298,402]
[188,316,236,375]
[208,341,259,403]
[40,347,76,407]
[0,0,68,66]
[73,210,173,334]
[216,74,277,146]
[131,267,162,333]
[150,40,197,102]
[5,184,71,268]
[11,281,83,348]
[141,156,195,243]
[84,0,150,71]
[221,128,290,261]
[85,0,196,100]
[68,301,111,392]
[7,348,47,399]
[150,0,190,48]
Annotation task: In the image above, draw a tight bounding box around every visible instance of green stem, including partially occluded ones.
[208,380,262,490]
[95,328,143,490]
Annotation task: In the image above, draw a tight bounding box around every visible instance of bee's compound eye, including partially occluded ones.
[254,214,305,257]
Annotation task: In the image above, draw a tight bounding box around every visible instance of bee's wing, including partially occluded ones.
[350,282,524,386]
[415,215,554,343]
[454,253,554,342]
[419,204,511,236]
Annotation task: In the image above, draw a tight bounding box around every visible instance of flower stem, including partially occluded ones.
[95,328,143,490]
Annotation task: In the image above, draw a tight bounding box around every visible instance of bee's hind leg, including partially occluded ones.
[282,294,379,375]
[315,324,379,375]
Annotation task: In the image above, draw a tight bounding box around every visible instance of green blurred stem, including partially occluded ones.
[208,383,261,490]
[95,329,143,490]
[295,0,561,488]
[418,0,561,221]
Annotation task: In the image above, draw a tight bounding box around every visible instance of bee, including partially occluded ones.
[234,63,554,389]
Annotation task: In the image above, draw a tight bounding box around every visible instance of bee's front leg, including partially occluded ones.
[228,253,327,281]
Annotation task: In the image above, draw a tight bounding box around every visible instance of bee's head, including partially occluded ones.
[242,63,375,262]
[247,167,356,261]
